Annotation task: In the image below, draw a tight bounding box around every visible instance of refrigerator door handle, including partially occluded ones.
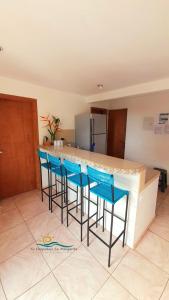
[92,117,94,136]
[90,118,95,151]
[92,118,96,151]
[90,118,92,150]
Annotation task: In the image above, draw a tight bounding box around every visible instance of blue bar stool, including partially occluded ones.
[48,154,72,223]
[63,159,97,242]
[37,149,50,210]
[87,166,129,267]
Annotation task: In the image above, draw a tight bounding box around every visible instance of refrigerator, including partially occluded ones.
[75,112,107,154]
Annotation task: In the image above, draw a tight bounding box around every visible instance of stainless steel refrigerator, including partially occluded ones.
[75,113,107,154]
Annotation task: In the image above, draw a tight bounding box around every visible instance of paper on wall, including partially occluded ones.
[164,123,169,134]
[154,124,164,134]
[154,113,169,134]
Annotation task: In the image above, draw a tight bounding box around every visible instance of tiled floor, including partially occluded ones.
[0,189,169,299]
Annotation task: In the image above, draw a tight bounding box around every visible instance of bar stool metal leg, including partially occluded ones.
[61,176,64,224]
[49,170,52,212]
[55,174,58,196]
[96,196,99,228]
[39,163,44,202]
[76,186,78,213]
[63,177,66,204]
[123,194,129,247]
[80,187,84,242]
[102,200,105,232]
[87,186,90,247]
[48,167,50,205]
[108,204,114,267]
[66,177,69,227]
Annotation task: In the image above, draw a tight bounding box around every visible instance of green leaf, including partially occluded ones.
[52,116,60,124]
[48,129,53,135]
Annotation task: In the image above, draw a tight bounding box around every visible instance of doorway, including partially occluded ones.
[107,109,127,159]
[0,93,39,199]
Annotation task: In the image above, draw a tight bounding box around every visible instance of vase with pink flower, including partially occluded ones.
[40,115,60,145]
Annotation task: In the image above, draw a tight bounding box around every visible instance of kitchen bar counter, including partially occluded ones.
[41,145,145,175]
[145,168,160,187]
[40,145,159,248]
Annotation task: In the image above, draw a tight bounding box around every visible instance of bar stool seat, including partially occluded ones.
[90,183,129,204]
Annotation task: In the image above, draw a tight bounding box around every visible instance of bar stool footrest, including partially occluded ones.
[89,215,103,228]
[68,202,81,213]
[42,183,57,196]
[69,211,97,225]
[51,190,65,200]
[89,227,125,248]
[52,197,77,209]
[104,208,125,222]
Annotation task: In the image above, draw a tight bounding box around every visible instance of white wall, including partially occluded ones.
[91,90,169,181]
[0,76,88,143]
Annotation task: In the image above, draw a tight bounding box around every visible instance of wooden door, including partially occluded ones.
[107,109,127,158]
[0,94,39,199]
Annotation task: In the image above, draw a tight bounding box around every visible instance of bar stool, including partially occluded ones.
[48,154,73,224]
[87,166,129,267]
[37,149,50,210]
[63,159,96,241]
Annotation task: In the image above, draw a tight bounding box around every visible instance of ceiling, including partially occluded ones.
[0,0,169,96]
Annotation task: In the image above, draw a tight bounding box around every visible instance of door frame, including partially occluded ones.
[0,93,40,189]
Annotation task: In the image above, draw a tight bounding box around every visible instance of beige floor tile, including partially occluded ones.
[136,231,169,274]
[0,243,50,300]
[17,273,67,300]
[17,198,47,221]
[150,215,169,242]
[53,245,109,300]
[0,208,24,234]
[14,190,41,207]
[0,223,34,263]
[0,282,6,300]
[26,210,60,240]
[156,200,169,217]
[113,250,168,300]
[156,190,169,217]
[165,194,169,201]
[1,189,169,300]
[84,227,129,272]
[161,280,169,300]
[0,197,16,214]
[15,195,40,208]
[156,189,169,208]
[34,189,41,198]
[41,225,80,270]
[94,276,135,300]
[156,196,163,209]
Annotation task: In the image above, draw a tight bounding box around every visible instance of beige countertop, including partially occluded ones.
[40,145,145,175]
[145,168,160,188]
